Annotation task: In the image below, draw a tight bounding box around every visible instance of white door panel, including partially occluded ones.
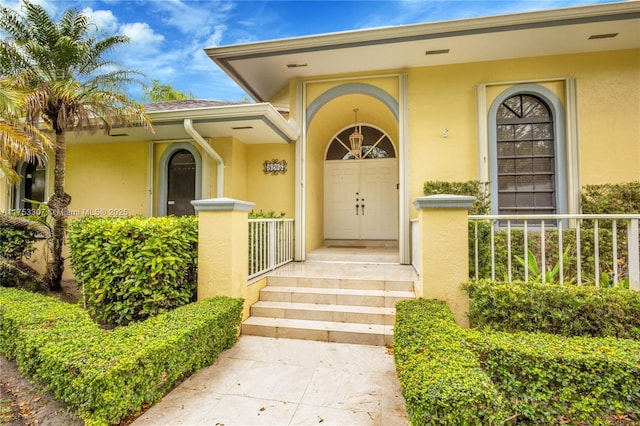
[324,159,398,240]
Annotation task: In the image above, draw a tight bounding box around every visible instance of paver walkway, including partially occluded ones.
[132,335,409,425]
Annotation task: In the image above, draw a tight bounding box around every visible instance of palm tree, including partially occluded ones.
[0,77,51,183]
[0,1,152,290]
[143,79,195,103]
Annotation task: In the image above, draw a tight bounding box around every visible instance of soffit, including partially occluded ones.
[205,2,640,102]
[66,103,298,145]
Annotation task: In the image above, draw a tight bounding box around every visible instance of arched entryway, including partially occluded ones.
[300,76,410,264]
[324,125,398,240]
[157,142,202,216]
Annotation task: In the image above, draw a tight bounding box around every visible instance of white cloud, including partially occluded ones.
[119,21,164,49]
[203,25,226,48]
[82,7,119,34]
[152,0,233,36]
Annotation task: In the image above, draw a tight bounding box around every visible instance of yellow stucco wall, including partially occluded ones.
[295,49,638,248]
[66,141,148,216]
[407,48,640,206]
[245,143,296,216]
[573,49,640,184]
[209,136,247,200]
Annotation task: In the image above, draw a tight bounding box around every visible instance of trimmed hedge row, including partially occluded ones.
[468,331,640,424]
[394,299,640,425]
[394,299,509,425]
[464,280,640,339]
[0,287,243,426]
[68,216,198,326]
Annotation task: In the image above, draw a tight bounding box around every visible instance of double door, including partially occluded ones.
[324,159,398,240]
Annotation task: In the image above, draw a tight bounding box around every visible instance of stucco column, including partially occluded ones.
[413,195,475,328]
[191,198,254,302]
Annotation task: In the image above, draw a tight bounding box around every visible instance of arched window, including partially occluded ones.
[325,125,396,160]
[495,94,556,215]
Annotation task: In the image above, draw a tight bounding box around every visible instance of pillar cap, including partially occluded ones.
[191,198,255,213]
[414,194,476,210]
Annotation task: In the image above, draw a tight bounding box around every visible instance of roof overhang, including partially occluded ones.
[67,102,299,145]
[205,2,640,102]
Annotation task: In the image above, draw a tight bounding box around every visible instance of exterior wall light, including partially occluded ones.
[349,108,364,158]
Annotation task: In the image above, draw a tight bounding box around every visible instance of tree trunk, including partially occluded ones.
[44,129,70,291]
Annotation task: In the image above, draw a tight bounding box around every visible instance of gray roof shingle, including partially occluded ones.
[144,99,249,112]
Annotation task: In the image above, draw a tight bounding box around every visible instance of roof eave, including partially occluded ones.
[205,1,640,102]
[149,102,299,143]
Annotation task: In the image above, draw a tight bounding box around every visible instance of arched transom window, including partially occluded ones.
[496,94,556,215]
[326,125,396,160]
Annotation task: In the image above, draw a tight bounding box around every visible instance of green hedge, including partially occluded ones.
[464,280,640,339]
[581,182,640,214]
[467,331,640,424]
[0,287,243,426]
[69,216,198,326]
[0,214,45,289]
[394,299,508,425]
[395,299,640,425]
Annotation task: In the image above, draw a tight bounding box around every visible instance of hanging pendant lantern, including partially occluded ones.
[348,108,364,159]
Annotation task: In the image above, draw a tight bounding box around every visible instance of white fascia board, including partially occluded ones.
[205,2,640,59]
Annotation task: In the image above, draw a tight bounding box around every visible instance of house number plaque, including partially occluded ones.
[263,159,287,175]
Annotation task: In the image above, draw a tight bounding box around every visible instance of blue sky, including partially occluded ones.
[2,0,620,101]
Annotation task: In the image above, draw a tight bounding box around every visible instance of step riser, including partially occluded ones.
[242,323,393,347]
[251,305,395,326]
[259,290,412,308]
[243,271,416,346]
[267,276,414,292]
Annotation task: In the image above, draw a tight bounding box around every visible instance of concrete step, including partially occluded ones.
[242,266,416,345]
[242,316,394,347]
[250,300,396,325]
[267,275,414,292]
[258,286,415,308]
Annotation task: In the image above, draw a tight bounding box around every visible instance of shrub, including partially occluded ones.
[394,299,508,425]
[0,287,243,426]
[467,331,640,424]
[68,216,198,326]
[395,298,640,426]
[463,280,640,339]
[0,213,48,290]
[581,182,640,214]
[423,180,490,215]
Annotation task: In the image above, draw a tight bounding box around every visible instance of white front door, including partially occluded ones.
[324,158,398,240]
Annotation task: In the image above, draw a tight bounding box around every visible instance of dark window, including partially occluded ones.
[167,150,196,216]
[14,162,46,210]
[496,94,555,215]
[326,126,396,160]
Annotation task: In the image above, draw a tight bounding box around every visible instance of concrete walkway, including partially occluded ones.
[132,335,409,426]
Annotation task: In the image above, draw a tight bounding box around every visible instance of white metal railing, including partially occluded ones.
[248,218,294,279]
[468,214,640,290]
